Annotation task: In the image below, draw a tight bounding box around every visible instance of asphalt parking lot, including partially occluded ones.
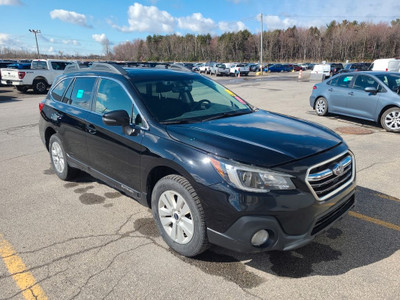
[0,73,399,299]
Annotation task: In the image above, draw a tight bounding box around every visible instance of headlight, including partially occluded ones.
[210,157,295,193]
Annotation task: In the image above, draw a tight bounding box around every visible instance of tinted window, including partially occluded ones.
[95,79,133,116]
[353,75,379,91]
[51,61,70,71]
[375,74,400,92]
[32,61,47,70]
[328,76,340,86]
[51,78,72,101]
[64,77,96,110]
[333,75,354,88]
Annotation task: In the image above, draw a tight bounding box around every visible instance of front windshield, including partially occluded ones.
[375,74,400,94]
[132,75,252,123]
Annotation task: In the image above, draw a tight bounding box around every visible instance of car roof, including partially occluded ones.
[61,66,201,82]
[336,71,399,76]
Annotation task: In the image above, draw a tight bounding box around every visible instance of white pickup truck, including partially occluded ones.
[1,59,72,93]
[229,63,249,76]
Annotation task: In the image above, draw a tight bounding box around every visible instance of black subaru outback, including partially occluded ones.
[39,63,356,257]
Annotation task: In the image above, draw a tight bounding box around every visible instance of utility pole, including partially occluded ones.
[29,29,41,58]
[260,13,263,75]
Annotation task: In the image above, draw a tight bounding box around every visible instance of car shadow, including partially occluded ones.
[193,186,399,279]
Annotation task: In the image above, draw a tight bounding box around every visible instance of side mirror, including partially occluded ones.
[102,110,130,126]
[364,87,378,94]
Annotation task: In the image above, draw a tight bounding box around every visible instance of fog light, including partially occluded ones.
[251,230,269,246]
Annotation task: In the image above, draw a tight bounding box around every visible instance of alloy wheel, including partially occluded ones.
[158,190,194,244]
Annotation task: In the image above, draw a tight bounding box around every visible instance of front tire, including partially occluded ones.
[380,107,400,132]
[49,134,78,180]
[315,97,328,116]
[152,175,209,257]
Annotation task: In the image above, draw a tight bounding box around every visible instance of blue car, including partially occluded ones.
[267,64,292,72]
[310,72,400,132]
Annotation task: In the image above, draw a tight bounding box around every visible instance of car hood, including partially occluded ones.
[166,110,342,168]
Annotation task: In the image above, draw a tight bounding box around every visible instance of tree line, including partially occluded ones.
[1,19,400,63]
[113,19,400,63]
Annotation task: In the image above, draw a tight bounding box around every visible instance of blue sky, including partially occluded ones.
[1,0,399,56]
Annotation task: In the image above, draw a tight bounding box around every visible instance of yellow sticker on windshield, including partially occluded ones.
[225,89,235,97]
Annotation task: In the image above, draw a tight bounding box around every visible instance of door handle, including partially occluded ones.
[348,92,354,96]
[328,88,333,92]
[86,124,97,135]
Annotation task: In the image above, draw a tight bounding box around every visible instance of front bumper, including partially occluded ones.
[207,190,355,253]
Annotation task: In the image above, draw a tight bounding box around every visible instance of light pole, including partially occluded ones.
[29,29,41,58]
[260,13,263,75]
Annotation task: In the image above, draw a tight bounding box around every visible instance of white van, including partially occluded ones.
[370,58,400,72]
[311,64,331,77]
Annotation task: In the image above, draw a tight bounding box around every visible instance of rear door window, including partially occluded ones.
[51,78,72,101]
[64,77,97,110]
[335,75,354,88]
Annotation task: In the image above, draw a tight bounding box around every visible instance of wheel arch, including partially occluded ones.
[377,104,399,123]
[44,127,57,151]
[33,76,49,85]
[145,165,184,208]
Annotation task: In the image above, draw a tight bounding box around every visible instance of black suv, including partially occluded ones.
[39,63,356,257]
[330,63,344,76]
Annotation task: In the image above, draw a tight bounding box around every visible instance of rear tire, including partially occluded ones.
[49,134,78,180]
[33,79,47,94]
[380,107,400,132]
[152,175,209,257]
[315,97,328,116]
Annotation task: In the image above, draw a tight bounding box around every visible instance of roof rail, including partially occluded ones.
[63,62,129,75]
[63,62,80,74]
[89,62,128,75]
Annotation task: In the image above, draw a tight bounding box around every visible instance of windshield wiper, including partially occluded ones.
[200,110,252,122]
[159,118,201,125]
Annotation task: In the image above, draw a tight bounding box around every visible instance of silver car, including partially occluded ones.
[310,72,400,132]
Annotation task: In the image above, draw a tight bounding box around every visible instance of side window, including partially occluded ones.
[354,75,380,91]
[95,79,142,125]
[51,61,70,71]
[336,75,354,88]
[64,77,96,110]
[51,78,72,101]
[328,76,340,86]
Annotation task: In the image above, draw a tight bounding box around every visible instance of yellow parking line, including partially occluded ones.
[0,233,48,300]
[349,211,400,232]
[374,193,400,203]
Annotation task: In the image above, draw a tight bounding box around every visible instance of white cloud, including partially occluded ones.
[50,9,91,28]
[112,2,175,33]
[92,33,109,44]
[177,13,216,34]
[261,15,297,30]
[62,39,80,46]
[218,21,247,32]
[0,0,22,5]
[0,33,10,45]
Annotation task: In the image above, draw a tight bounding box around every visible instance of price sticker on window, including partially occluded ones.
[76,89,84,99]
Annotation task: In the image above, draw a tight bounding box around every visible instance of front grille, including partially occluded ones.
[307,152,355,201]
[311,195,355,235]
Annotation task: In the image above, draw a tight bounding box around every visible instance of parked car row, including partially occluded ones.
[196,62,250,76]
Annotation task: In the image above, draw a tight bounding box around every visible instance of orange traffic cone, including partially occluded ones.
[238,68,241,77]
